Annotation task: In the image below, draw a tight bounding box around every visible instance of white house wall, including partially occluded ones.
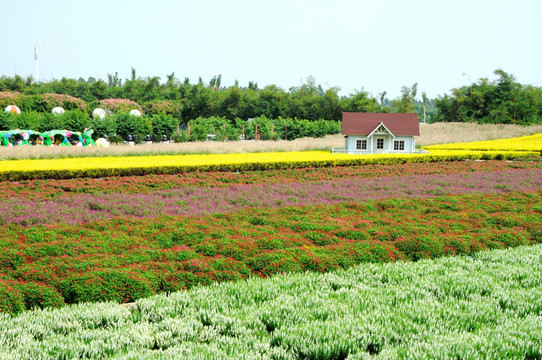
[391,136,415,153]
[345,135,371,154]
[345,135,415,154]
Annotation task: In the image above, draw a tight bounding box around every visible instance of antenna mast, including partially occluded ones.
[29,41,44,84]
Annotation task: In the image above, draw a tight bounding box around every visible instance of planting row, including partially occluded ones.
[3,159,540,200]
[0,149,538,181]
[0,190,540,313]
[0,244,540,359]
[1,167,540,226]
[424,132,542,153]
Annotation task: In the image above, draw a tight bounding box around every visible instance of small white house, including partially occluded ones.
[334,112,420,154]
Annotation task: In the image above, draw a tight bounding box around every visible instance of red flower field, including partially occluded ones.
[0,158,540,313]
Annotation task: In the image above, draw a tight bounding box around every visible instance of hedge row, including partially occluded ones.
[0,150,538,181]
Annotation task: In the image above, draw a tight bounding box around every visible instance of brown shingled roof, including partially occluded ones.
[342,112,420,136]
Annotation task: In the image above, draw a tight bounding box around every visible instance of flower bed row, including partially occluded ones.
[1,244,540,359]
[1,168,540,226]
[1,150,538,181]
[3,159,540,199]
[423,132,542,153]
[0,190,540,313]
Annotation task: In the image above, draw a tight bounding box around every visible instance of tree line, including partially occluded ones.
[0,69,540,126]
[0,110,340,144]
[435,70,542,124]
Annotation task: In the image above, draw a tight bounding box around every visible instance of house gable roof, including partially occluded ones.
[367,122,395,138]
[342,112,420,136]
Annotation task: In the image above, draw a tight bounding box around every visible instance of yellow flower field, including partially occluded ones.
[423,132,542,152]
[0,149,538,181]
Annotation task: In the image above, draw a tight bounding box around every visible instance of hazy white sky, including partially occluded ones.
[2,0,540,99]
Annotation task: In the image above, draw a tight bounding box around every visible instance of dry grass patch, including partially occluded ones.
[0,135,344,161]
[1,123,541,160]
[416,122,542,147]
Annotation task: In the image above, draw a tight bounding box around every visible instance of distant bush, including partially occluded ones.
[187,116,240,141]
[32,93,88,112]
[113,112,152,142]
[98,98,142,113]
[150,113,178,142]
[144,100,183,120]
[182,115,341,142]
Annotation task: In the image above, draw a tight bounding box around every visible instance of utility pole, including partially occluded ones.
[29,41,44,84]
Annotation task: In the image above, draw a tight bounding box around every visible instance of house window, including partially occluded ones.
[394,140,405,151]
[376,138,384,149]
[356,139,367,150]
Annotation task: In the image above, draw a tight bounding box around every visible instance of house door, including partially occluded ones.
[375,137,385,153]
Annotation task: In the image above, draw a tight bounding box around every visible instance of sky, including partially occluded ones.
[2,0,541,100]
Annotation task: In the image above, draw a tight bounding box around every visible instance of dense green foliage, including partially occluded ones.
[184,115,341,142]
[0,72,436,124]
[0,110,340,143]
[3,69,540,127]
[435,69,542,124]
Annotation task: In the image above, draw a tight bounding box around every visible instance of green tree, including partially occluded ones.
[150,114,178,142]
[345,90,378,113]
[392,83,418,113]
[435,69,541,124]
[113,113,152,142]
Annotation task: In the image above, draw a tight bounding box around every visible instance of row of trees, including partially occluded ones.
[434,70,542,124]
[0,69,539,126]
[0,71,432,123]
[183,116,340,142]
[0,110,339,143]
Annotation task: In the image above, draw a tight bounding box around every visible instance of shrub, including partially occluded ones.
[150,113,178,142]
[0,112,16,130]
[58,270,154,304]
[0,91,23,110]
[304,231,340,246]
[0,249,24,270]
[187,116,240,141]
[11,111,51,131]
[13,282,65,310]
[395,235,445,261]
[114,112,152,142]
[90,115,118,139]
[144,100,183,120]
[32,93,87,112]
[98,98,142,113]
[0,280,25,315]
[246,250,303,276]
[57,110,92,133]
[331,241,403,266]
[335,230,369,241]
